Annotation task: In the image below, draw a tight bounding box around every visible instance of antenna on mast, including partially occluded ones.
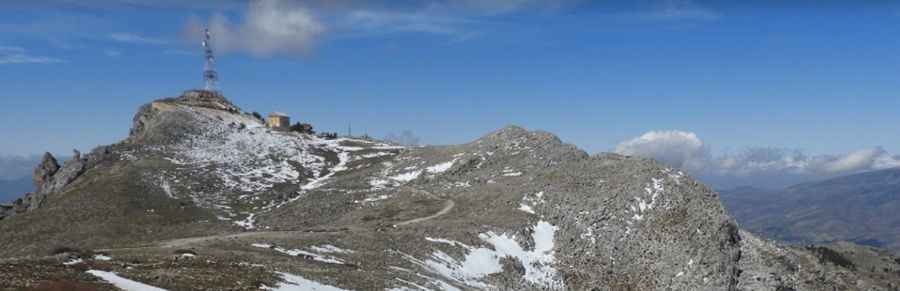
[202,28,218,91]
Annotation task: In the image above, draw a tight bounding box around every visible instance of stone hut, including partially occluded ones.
[267,112,290,131]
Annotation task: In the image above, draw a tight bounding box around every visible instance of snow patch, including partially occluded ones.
[518,191,545,215]
[501,167,522,177]
[86,270,168,291]
[391,170,422,183]
[629,177,666,222]
[263,272,348,291]
[235,213,257,229]
[518,204,535,214]
[426,160,456,174]
[253,244,347,265]
[310,245,354,254]
[407,221,565,289]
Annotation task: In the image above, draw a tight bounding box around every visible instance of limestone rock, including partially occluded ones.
[40,150,86,195]
[25,150,87,211]
[128,91,245,145]
[32,152,59,193]
[169,90,240,112]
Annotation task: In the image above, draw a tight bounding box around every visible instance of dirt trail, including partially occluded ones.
[396,198,455,226]
[100,188,455,251]
[394,188,455,226]
[97,229,346,252]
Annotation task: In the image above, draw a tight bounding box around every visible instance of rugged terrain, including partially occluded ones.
[1,91,899,291]
[721,168,900,254]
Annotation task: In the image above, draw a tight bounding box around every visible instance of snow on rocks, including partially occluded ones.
[354,151,395,161]
[629,176,667,222]
[368,178,393,191]
[63,258,83,266]
[310,245,355,254]
[518,204,535,214]
[518,191,546,215]
[501,167,522,177]
[147,103,404,228]
[252,243,349,265]
[391,170,422,183]
[86,270,168,291]
[235,213,257,229]
[367,169,421,191]
[94,254,113,261]
[263,272,349,291]
[580,226,597,245]
[665,168,685,185]
[425,159,456,174]
[409,221,565,290]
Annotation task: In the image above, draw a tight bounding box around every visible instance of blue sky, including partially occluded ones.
[2,0,900,187]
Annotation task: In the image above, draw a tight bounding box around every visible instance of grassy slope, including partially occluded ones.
[0,157,234,258]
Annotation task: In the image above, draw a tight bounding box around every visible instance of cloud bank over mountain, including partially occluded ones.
[615,130,900,189]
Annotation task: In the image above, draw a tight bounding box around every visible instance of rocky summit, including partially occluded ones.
[1,92,899,291]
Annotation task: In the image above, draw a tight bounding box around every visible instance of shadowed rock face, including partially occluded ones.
[1,93,898,291]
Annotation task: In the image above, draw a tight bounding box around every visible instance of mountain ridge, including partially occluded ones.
[1,91,898,291]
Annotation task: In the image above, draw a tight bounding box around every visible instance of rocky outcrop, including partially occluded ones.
[5,150,91,213]
[38,150,86,196]
[128,90,248,145]
[32,152,59,193]
[170,90,241,112]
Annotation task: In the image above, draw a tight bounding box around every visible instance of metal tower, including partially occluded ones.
[202,28,218,91]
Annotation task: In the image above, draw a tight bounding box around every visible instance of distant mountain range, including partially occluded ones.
[721,168,900,253]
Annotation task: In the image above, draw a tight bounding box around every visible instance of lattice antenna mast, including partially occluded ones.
[202,28,218,91]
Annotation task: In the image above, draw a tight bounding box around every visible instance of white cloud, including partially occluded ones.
[0,46,64,64]
[824,148,900,173]
[615,130,708,170]
[342,10,471,36]
[179,0,585,55]
[110,32,168,45]
[615,130,900,189]
[186,0,325,56]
